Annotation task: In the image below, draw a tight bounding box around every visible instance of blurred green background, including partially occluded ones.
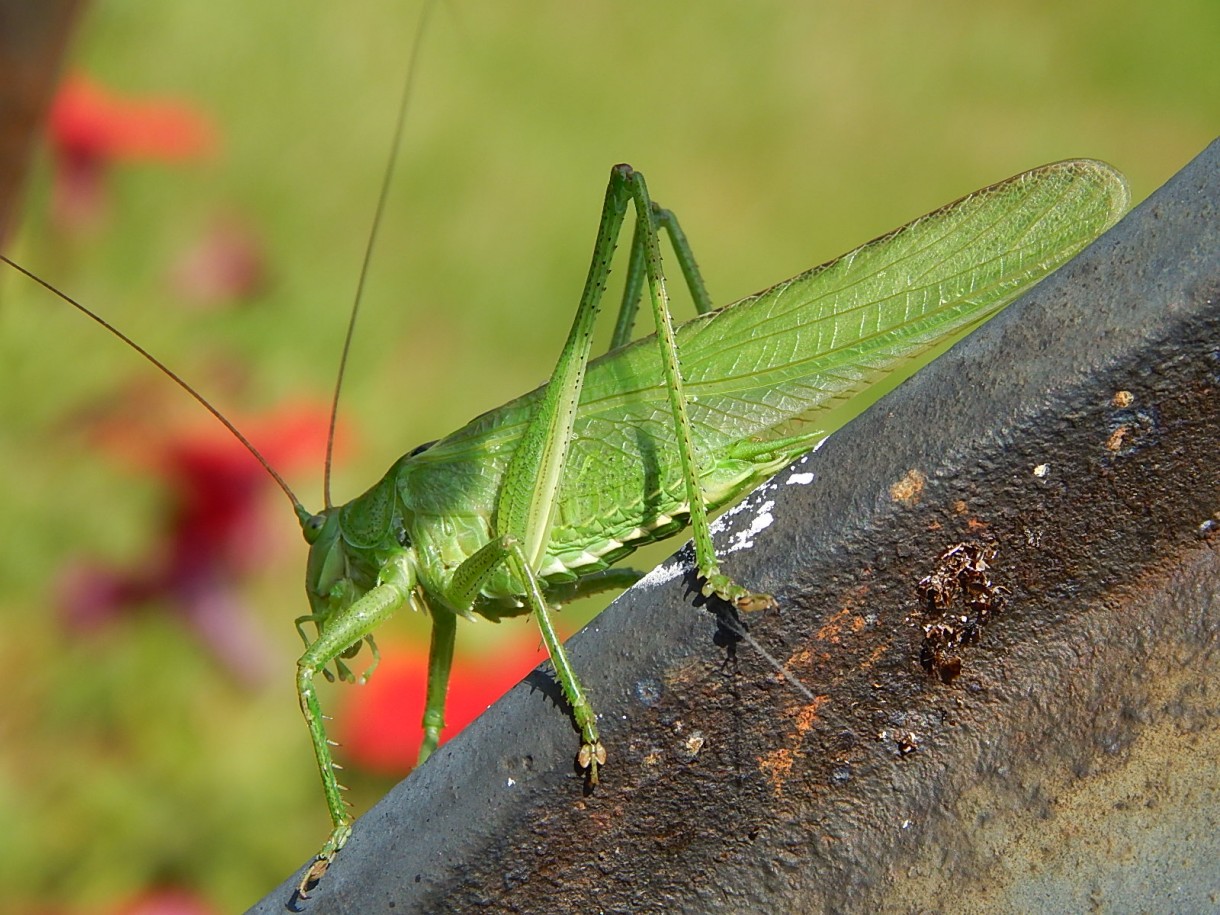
[1,0,1216,911]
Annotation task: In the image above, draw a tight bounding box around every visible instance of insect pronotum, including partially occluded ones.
[3,14,1130,900]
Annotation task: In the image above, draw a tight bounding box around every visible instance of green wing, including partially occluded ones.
[412,160,1129,567]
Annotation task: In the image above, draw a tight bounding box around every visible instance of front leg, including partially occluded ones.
[296,577,410,897]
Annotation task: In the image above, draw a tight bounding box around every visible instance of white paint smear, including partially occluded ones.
[637,558,686,589]
[726,499,776,553]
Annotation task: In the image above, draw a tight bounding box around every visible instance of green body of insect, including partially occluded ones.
[0,156,1128,895]
[289,160,1129,892]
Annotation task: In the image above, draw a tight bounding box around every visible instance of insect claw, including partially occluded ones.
[735,591,778,613]
[298,855,331,899]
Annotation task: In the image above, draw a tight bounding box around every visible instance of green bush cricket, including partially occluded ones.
[0,11,1132,897]
[4,153,1128,894]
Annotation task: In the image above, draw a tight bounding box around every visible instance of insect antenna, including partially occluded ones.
[322,0,438,509]
[0,254,305,515]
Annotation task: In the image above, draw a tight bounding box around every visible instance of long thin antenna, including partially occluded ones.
[1,254,305,515]
[323,0,438,509]
[716,609,816,701]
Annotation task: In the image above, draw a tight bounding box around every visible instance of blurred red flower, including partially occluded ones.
[108,887,220,915]
[58,399,340,686]
[340,632,550,775]
[47,73,217,232]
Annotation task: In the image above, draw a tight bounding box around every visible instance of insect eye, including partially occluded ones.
[301,513,329,544]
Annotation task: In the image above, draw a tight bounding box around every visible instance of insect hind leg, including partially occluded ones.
[609,200,714,351]
[613,165,776,612]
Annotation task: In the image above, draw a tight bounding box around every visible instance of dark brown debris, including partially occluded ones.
[916,540,1007,683]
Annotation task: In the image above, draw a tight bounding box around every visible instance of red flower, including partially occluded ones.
[47,73,217,231]
[58,399,342,686]
[340,632,550,775]
[108,887,219,915]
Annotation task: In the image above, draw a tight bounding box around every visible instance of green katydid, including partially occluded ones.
[3,156,1129,896]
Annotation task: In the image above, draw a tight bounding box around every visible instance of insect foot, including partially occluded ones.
[700,571,778,613]
[297,821,352,898]
[298,853,332,899]
[578,740,608,785]
[735,590,778,613]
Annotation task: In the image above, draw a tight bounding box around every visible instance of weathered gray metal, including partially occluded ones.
[251,140,1219,915]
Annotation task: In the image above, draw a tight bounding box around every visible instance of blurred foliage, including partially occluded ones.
[1,0,1216,910]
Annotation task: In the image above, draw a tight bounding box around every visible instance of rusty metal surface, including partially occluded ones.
[251,140,1219,914]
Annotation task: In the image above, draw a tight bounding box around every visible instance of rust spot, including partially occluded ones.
[758,696,830,795]
[814,605,868,643]
[1112,389,1135,407]
[890,468,927,505]
[838,581,873,610]
[815,607,853,643]
[859,643,888,670]
[1106,424,1130,451]
[758,748,796,792]
[783,646,833,685]
[787,646,811,665]
[916,540,1006,683]
[794,696,829,735]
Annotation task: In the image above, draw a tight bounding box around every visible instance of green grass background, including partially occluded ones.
[1,1,1216,910]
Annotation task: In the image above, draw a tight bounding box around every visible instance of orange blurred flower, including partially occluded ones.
[340,632,549,775]
[108,887,220,915]
[47,73,217,231]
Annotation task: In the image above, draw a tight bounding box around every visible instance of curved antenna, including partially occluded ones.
[323,0,438,509]
[1,254,305,515]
